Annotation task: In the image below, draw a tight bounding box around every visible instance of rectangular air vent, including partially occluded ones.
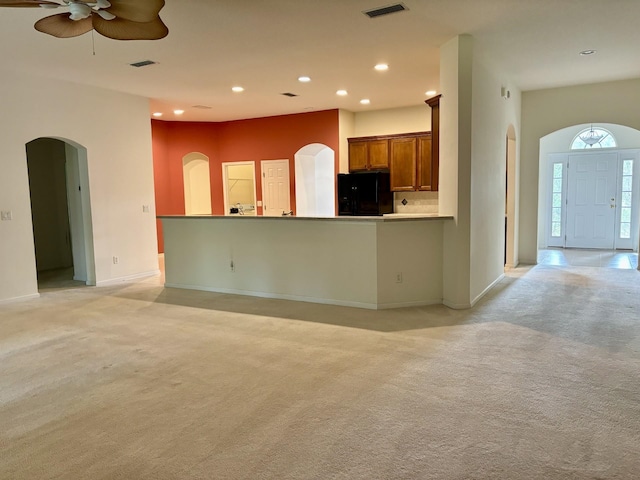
[129,60,157,68]
[363,3,407,18]
[281,92,298,97]
[192,105,213,109]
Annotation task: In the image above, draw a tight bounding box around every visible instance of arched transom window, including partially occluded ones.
[571,126,617,149]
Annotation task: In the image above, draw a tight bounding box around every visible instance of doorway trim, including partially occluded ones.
[222,161,257,216]
[505,125,518,268]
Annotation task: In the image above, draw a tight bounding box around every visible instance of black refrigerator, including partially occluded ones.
[337,171,393,216]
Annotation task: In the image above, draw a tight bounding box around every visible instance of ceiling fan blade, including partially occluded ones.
[34,13,93,38]
[92,14,168,40]
[104,0,165,23]
[0,0,60,6]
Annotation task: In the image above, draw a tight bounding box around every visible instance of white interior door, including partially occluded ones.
[261,159,290,216]
[565,153,618,248]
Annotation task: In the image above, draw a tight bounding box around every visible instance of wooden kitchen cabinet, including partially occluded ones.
[389,133,435,192]
[389,137,417,191]
[417,135,433,191]
[348,138,389,171]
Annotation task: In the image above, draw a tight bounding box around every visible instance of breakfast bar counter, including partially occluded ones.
[159,214,452,309]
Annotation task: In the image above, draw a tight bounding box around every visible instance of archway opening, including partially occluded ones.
[183,152,212,215]
[26,137,96,289]
[505,124,517,268]
[294,143,335,217]
[537,123,640,260]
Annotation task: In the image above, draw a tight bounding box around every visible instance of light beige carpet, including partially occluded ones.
[1,263,639,479]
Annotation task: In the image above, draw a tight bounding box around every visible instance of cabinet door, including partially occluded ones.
[390,137,417,191]
[349,142,368,171]
[368,139,389,169]
[417,136,433,191]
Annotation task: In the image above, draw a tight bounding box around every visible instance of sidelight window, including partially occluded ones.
[551,162,563,237]
[620,159,634,239]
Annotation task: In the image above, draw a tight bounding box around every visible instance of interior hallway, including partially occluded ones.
[1,253,639,479]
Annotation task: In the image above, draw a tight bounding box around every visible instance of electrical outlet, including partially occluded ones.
[113,256,119,265]
[142,205,150,213]
[395,272,403,283]
[1,211,12,221]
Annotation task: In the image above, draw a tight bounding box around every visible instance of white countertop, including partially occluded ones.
[159,213,452,222]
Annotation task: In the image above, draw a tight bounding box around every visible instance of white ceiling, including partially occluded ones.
[2,0,640,122]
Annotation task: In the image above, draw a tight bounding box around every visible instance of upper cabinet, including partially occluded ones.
[389,133,434,192]
[348,94,441,191]
[348,138,389,171]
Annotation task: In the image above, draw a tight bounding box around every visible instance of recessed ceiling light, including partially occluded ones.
[336,89,348,96]
[374,63,389,71]
[360,99,371,105]
[173,109,184,115]
[580,49,596,56]
[425,90,437,96]
[152,112,163,117]
[298,76,311,83]
[232,86,245,92]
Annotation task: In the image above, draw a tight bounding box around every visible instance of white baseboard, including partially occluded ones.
[470,273,505,307]
[0,293,40,305]
[165,282,384,309]
[96,269,161,287]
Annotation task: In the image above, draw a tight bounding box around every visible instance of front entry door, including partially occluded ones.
[261,160,291,216]
[565,153,618,249]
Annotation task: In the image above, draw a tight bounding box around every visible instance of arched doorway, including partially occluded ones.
[182,152,212,215]
[294,143,335,217]
[505,125,517,268]
[538,123,640,253]
[26,138,96,289]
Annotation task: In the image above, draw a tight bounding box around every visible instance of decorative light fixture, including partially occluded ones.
[232,86,244,93]
[173,109,184,115]
[152,112,163,117]
[298,76,311,83]
[374,63,389,71]
[425,90,437,96]
[336,90,348,96]
[0,0,168,40]
[579,125,603,145]
[360,99,370,105]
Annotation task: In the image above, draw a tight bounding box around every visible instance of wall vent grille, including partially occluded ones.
[281,92,299,97]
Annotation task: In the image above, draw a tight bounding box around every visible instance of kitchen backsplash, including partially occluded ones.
[393,191,438,214]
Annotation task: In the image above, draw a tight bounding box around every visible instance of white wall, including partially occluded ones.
[354,105,431,137]
[338,109,355,173]
[469,42,522,303]
[440,34,522,308]
[162,216,446,309]
[521,78,640,263]
[0,70,159,303]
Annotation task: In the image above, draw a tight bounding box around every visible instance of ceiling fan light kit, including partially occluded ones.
[0,0,168,40]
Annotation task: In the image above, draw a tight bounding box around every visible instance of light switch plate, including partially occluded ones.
[1,211,12,221]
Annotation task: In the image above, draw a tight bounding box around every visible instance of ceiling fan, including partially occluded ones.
[0,0,168,40]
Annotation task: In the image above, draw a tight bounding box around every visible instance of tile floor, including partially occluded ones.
[537,248,639,269]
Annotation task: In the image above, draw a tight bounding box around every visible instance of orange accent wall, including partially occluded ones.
[152,109,340,252]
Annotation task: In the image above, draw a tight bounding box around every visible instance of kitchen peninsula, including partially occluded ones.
[160,214,452,309]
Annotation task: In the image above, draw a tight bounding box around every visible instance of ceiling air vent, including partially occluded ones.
[192,105,212,109]
[363,3,407,18]
[129,60,157,68]
[281,92,298,97]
